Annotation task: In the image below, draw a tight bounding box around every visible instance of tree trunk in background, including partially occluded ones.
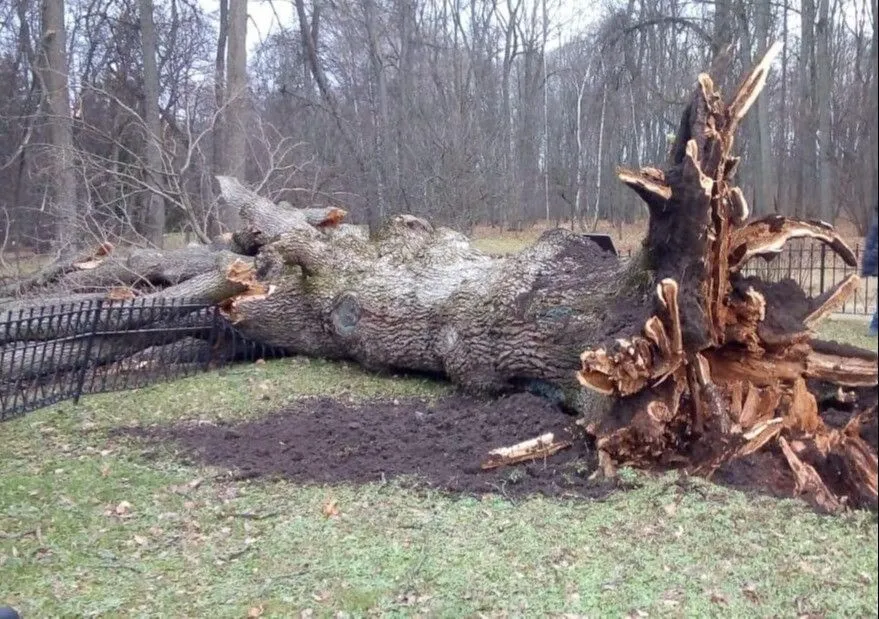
[363,0,389,231]
[799,0,819,219]
[222,0,247,231]
[865,0,878,228]
[590,81,607,230]
[211,0,229,237]
[780,0,790,211]
[753,0,775,214]
[500,5,517,229]
[541,0,550,223]
[574,76,587,229]
[139,0,166,248]
[39,0,78,253]
[712,0,735,91]
[815,0,833,222]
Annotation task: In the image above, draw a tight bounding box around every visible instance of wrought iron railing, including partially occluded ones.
[0,297,285,420]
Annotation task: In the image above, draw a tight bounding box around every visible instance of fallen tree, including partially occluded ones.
[1,44,875,510]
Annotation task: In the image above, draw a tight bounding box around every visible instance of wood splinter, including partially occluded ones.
[481,432,572,470]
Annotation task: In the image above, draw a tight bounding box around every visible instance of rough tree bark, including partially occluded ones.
[2,45,876,510]
[139,0,166,247]
[39,0,78,252]
[222,0,247,233]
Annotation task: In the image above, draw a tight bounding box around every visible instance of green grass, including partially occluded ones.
[819,315,878,351]
[471,235,535,255]
[1,326,877,617]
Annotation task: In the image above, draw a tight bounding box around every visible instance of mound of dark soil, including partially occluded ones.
[131,392,611,500]
[127,384,877,506]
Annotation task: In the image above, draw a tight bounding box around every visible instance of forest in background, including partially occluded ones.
[0,0,876,255]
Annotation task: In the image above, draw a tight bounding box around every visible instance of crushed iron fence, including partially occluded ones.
[1,297,286,421]
[2,242,876,421]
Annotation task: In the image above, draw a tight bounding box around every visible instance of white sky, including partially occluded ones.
[211,0,592,53]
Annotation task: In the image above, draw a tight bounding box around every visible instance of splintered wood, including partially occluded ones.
[481,433,572,470]
[571,43,879,512]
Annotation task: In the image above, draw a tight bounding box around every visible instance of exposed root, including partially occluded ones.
[778,436,843,513]
[803,274,861,328]
[574,42,878,512]
[729,216,857,270]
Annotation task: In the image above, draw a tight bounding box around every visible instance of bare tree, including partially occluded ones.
[752,0,775,214]
[38,0,78,252]
[139,0,165,247]
[221,0,246,230]
[815,0,834,222]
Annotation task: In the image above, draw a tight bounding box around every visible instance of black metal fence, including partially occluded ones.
[615,241,875,316]
[1,297,286,421]
[737,241,876,316]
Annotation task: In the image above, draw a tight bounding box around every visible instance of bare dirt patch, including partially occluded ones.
[126,386,877,506]
[130,392,609,500]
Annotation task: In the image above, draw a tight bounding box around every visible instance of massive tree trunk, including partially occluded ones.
[3,46,876,510]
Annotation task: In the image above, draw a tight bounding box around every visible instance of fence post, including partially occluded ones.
[205,303,222,370]
[819,244,827,295]
[73,299,104,405]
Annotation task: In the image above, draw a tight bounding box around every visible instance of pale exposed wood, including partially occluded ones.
[778,436,842,513]
[805,350,879,386]
[728,41,783,128]
[803,274,861,328]
[780,378,822,433]
[617,167,672,203]
[729,216,857,270]
[728,186,750,224]
[738,418,783,456]
[481,433,572,469]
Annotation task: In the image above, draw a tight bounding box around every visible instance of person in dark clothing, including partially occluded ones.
[862,213,878,336]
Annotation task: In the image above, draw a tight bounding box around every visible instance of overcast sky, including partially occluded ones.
[193,0,595,53]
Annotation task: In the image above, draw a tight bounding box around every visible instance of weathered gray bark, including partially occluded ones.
[220,0,247,232]
[1,173,640,406]
[139,0,166,247]
[39,0,78,252]
[229,215,638,402]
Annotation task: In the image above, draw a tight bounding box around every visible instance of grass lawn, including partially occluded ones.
[2,327,878,617]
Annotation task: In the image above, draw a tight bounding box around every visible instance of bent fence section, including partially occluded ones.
[0,297,285,421]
